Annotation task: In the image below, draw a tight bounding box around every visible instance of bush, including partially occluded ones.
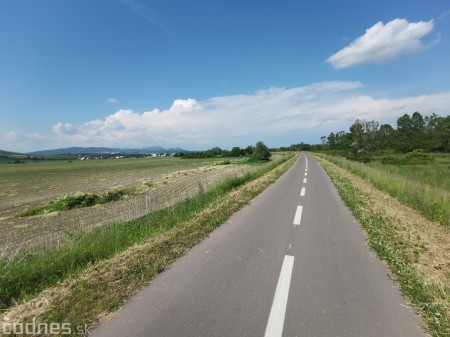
[404,149,434,163]
[382,150,434,165]
[252,141,271,161]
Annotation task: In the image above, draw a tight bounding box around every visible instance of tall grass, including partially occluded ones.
[0,155,293,311]
[372,155,450,191]
[314,154,449,228]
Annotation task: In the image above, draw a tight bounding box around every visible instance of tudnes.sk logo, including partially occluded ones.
[1,317,92,336]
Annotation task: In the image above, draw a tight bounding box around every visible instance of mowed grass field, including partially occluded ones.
[1,156,228,202]
[0,156,281,256]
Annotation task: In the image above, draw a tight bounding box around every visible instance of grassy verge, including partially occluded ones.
[314,153,449,228]
[313,155,449,337]
[0,154,297,333]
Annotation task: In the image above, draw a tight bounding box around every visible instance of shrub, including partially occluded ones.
[252,141,271,161]
[404,149,434,163]
[382,150,434,165]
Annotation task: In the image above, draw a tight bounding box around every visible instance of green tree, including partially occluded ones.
[244,145,254,155]
[411,111,426,149]
[434,115,450,152]
[424,113,446,151]
[336,130,351,150]
[252,141,272,160]
[230,146,243,157]
[348,119,379,162]
[396,113,414,152]
[377,124,395,149]
[396,112,427,152]
[327,132,337,149]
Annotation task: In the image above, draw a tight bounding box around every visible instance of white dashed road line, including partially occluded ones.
[300,187,306,197]
[264,255,295,337]
[293,205,303,227]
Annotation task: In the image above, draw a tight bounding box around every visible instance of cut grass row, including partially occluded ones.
[0,154,295,313]
[16,188,133,217]
[314,153,449,228]
[314,155,449,337]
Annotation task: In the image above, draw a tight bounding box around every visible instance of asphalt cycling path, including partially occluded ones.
[92,154,426,337]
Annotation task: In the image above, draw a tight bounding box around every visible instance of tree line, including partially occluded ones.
[178,112,449,163]
[319,112,449,161]
[177,141,272,161]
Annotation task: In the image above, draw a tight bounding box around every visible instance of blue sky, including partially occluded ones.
[1,0,449,152]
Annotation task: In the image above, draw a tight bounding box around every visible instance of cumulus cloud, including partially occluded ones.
[46,81,450,149]
[0,131,45,152]
[327,18,435,68]
[5,81,449,152]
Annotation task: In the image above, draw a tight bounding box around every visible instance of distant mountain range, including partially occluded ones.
[26,146,190,156]
[0,149,21,155]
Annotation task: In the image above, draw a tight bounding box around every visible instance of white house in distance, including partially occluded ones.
[146,153,176,158]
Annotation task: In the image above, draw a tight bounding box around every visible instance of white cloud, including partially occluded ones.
[45,81,450,150]
[107,97,118,103]
[1,131,44,152]
[3,81,449,152]
[53,123,78,135]
[327,18,435,68]
[4,131,43,141]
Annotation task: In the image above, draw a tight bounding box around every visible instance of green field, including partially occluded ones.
[315,152,450,227]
